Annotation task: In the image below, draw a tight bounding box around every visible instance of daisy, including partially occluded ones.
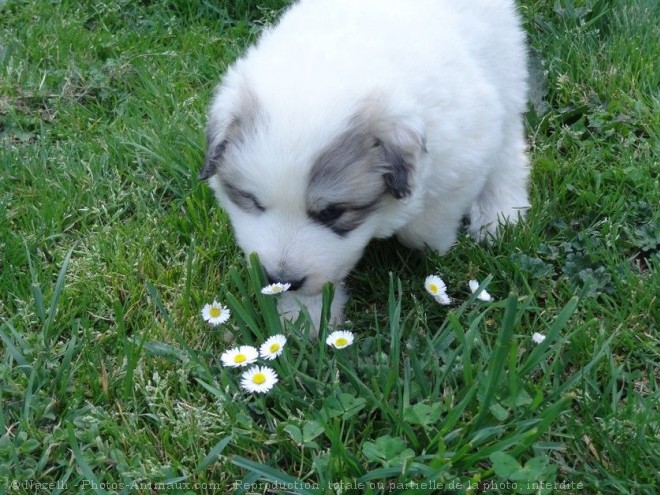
[261,282,292,295]
[434,292,452,305]
[326,330,355,349]
[201,300,231,326]
[469,279,494,302]
[240,366,278,394]
[424,275,451,305]
[532,332,546,344]
[220,345,259,368]
[424,275,447,298]
[259,334,287,360]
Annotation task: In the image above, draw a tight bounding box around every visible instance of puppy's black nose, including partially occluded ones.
[265,272,306,291]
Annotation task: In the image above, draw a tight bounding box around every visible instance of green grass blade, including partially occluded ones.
[519,296,580,376]
[384,275,403,403]
[0,319,28,368]
[558,331,617,394]
[67,424,110,495]
[25,244,46,323]
[146,281,211,381]
[197,435,233,470]
[434,381,478,441]
[53,335,76,397]
[509,394,573,457]
[472,293,519,428]
[224,291,264,341]
[183,237,196,317]
[447,311,476,386]
[248,252,283,335]
[22,366,36,421]
[43,246,73,343]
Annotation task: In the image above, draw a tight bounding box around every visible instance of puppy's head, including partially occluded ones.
[200,76,426,295]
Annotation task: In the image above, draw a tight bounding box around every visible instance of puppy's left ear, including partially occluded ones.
[199,124,226,181]
[199,75,261,181]
[376,118,427,199]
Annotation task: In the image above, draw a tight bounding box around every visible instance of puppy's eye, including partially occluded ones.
[313,204,346,224]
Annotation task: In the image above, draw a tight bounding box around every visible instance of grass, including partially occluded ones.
[0,0,658,493]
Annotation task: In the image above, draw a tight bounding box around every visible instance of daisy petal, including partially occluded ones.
[259,334,287,360]
[326,330,355,349]
[424,275,447,297]
[469,279,494,302]
[220,345,259,368]
[201,300,231,326]
[240,366,278,394]
[434,292,452,305]
[261,282,292,295]
[532,332,546,344]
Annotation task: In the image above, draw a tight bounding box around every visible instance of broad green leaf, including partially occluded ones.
[489,403,510,421]
[362,435,415,467]
[283,424,303,444]
[302,421,325,444]
[489,451,522,479]
[403,403,443,429]
[502,388,533,408]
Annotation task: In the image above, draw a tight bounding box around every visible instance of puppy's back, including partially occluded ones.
[237,0,527,120]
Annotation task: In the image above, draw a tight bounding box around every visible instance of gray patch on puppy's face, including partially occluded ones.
[306,102,425,236]
[306,126,387,236]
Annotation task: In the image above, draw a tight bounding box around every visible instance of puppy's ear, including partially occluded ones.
[377,122,427,199]
[199,124,228,181]
[199,81,261,181]
[359,98,427,199]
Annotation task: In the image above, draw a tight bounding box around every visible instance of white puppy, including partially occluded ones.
[200,0,530,335]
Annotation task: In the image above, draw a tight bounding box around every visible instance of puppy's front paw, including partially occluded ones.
[277,284,348,338]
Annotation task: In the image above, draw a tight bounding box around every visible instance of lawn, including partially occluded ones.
[0,0,658,494]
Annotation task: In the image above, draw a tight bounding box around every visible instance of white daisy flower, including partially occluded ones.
[424,275,451,305]
[261,282,292,295]
[469,279,494,302]
[326,330,355,349]
[220,345,259,368]
[240,366,278,394]
[532,332,546,344]
[259,334,287,360]
[201,300,231,326]
[434,292,452,305]
[424,275,447,297]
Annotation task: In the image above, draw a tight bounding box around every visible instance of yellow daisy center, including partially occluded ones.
[252,373,266,384]
[233,354,246,363]
[210,307,222,318]
[269,343,280,353]
[429,283,438,294]
[336,337,348,347]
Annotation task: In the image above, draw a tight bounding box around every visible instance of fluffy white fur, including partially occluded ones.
[201,0,530,336]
